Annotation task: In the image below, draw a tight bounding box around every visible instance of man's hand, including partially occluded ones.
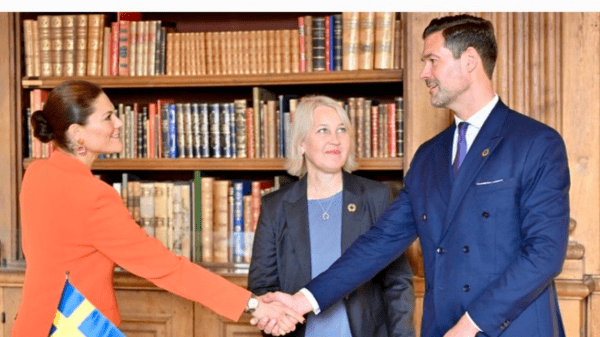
[443,314,480,337]
[249,293,305,336]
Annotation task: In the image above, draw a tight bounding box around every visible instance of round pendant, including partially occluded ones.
[322,212,329,220]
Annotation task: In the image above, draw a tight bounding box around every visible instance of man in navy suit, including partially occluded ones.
[255,14,570,337]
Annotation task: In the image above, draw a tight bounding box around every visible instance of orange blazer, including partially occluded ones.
[12,150,250,336]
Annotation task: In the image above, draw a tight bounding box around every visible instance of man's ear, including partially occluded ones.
[463,47,479,73]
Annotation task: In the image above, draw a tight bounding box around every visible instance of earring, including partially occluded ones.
[77,139,86,156]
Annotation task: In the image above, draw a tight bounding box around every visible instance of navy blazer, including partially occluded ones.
[305,100,570,337]
[249,172,415,337]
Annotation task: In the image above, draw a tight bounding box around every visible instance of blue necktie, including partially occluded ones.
[453,122,469,177]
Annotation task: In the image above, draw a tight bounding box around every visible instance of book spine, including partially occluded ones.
[148,20,157,75]
[209,103,221,158]
[168,103,178,158]
[199,103,210,158]
[110,22,119,76]
[86,14,104,77]
[298,17,306,72]
[38,15,52,77]
[192,103,202,158]
[387,102,397,158]
[232,181,246,263]
[74,15,87,76]
[312,17,326,72]
[118,20,130,76]
[172,184,183,256]
[246,107,255,159]
[50,15,63,77]
[102,26,110,76]
[394,18,402,70]
[364,99,372,158]
[356,97,365,158]
[213,180,230,263]
[165,182,174,251]
[136,20,145,76]
[342,12,359,71]
[148,103,156,158]
[250,181,261,232]
[282,30,291,74]
[193,171,203,263]
[266,30,275,74]
[333,14,342,71]
[184,103,194,158]
[154,182,168,248]
[304,16,313,72]
[32,20,41,77]
[243,195,253,263]
[23,20,35,77]
[220,103,232,158]
[160,103,169,158]
[139,182,155,237]
[359,12,375,70]
[291,29,300,74]
[325,17,331,72]
[234,99,247,158]
[375,12,395,69]
[129,21,137,76]
[180,183,192,260]
[62,15,75,77]
[395,96,404,157]
[176,103,185,158]
[229,103,237,159]
[200,177,214,263]
[154,21,162,75]
[371,105,379,158]
[379,103,387,157]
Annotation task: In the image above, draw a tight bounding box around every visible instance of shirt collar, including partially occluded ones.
[454,94,499,131]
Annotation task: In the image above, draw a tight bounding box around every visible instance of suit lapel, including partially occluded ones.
[283,177,312,280]
[442,100,509,238]
[434,126,455,208]
[341,173,367,252]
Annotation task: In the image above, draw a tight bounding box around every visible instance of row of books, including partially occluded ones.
[26,88,404,160]
[22,12,402,78]
[113,172,292,265]
[23,14,170,77]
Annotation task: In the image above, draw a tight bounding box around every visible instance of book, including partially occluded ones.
[232,180,251,263]
[234,99,247,158]
[110,22,119,76]
[179,182,192,260]
[324,16,331,72]
[153,182,168,248]
[74,14,87,76]
[364,99,372,158]
[193,171,203,263]
[38,15,52,77]
[213,180,230,263]
[342,12,360,71]
[282,30,291,74]
[243,195,253,263]
[102,26,110,76]
[332,14,342,71]
[395,96,404,157]
[199,103,210,158]
[220,103,232,159]
[148,20,157,76]
[359,12,375,70]
[298,17,306,72]
[394,18,402,70]
[387,102,397,158]
[148,103,157,158]
[62,15,75,77]
[252,87,276,158]
[209,103,221,158]
[304,16,313,72]
[311,16,326,72]
[371,104,379,158]
[86,14,104,76]
[118,20,130,76]
[267,30,275,74]
[356,97,365,158]
[50,15,63,77]
[168,103,178,158]
[129,21,137,76]
[176,103,185,158]
[246,107,255,159]
[200,177,214,263]
[374,12,395,70]
[184,103,194,158]
[191,103,202,158]
[32,19,41,77]
[136,20,146,76]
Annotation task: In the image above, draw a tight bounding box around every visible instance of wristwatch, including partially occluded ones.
[245,294,259,314]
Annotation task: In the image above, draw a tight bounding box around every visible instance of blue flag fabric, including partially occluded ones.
[49,279,126,337]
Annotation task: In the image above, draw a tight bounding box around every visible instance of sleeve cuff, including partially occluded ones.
[465,311,482,332]
[299,288,321,315]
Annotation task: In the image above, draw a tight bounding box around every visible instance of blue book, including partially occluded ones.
[209,103,221,158]
[168,103,178,158]
[229,103,237,159]
[232,180,252,263]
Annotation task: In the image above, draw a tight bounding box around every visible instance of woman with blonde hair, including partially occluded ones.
[249,95,415,336]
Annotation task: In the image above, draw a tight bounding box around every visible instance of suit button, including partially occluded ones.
[463,284,470,292]
[482,212,489,218]
[422,214,427,221]
[463,246,469,253]
[436,247,445,254]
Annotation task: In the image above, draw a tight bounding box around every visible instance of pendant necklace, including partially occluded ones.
[317,197,334,220]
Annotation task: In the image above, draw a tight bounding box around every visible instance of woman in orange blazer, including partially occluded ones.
[12,80,303,336]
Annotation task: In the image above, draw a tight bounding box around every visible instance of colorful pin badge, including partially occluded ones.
[482,148,490,157]
[347,204,356,212]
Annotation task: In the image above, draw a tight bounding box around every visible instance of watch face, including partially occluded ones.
[249,297,259,309]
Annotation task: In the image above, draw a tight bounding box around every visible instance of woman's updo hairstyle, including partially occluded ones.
[30,80,104,151]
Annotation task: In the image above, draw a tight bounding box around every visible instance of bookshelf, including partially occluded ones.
[1,11,418,337]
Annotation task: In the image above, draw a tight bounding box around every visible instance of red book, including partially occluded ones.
[371,105,379,158]
[298,17,306,72]
[118,20,130,76]
[387,102,396,158]
[324,15,331,72]
[148,103,157,158]
[118,12,142,22]
[110,22,119,76]
[246,107,255,159]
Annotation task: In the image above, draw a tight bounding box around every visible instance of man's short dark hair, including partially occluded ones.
[423,14,498,79]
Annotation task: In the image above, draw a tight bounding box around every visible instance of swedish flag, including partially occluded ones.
[49,278,126,337]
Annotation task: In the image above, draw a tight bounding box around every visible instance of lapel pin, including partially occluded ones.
[482,148,490,157]
[347,203,356,212]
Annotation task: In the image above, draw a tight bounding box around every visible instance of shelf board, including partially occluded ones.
[23,157,403,171]
[21,69,403,89]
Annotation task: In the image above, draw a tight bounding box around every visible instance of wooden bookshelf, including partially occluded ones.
[22,157,403,171]
[21,69,402,89]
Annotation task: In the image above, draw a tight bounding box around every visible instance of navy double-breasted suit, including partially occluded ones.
[305,99,570,337]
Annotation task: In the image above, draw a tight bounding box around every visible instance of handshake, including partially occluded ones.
[248,291,313,336]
